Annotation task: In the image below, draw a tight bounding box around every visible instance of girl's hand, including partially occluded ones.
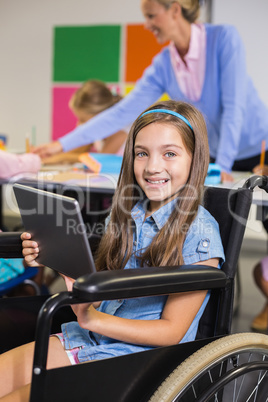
[64,275,93,325]
[63,275,76,292]
[64,275,100,329]
[21,232,44,267]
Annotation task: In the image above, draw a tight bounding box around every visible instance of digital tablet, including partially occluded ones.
[13,183,96,279]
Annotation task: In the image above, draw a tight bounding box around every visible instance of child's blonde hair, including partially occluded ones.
[95,100,209,271]
[69,80,122,115]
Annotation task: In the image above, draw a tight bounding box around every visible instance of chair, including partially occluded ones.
[0,176,268,401]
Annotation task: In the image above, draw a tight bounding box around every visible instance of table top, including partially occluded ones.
[1,165,268,205]
[0,164,118,194]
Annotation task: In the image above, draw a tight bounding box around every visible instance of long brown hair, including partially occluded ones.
[95,100,209,271]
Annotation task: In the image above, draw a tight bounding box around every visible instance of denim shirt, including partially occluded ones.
[62,199,225,363]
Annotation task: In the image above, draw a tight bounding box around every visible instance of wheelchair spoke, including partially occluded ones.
[246,371,267,402]
[191,384,197,399]
[150,334,268,402]
[233,355,245,400]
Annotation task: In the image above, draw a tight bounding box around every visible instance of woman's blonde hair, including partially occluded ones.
[95,100,209,271]
[69,79,122,115]
[156,0,200,23]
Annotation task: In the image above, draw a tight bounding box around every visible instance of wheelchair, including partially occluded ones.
[0,175,267,401]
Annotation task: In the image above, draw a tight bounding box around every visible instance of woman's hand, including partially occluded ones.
[253,164,268,176]
[21,232,44,267]
[32,141,63,159]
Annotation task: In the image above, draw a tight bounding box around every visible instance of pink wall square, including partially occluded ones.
[52,86,80,140]
[51,84,123,141]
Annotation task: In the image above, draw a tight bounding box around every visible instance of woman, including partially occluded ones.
[33,0,268,182]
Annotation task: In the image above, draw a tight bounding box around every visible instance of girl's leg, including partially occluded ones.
[253,261,268,298]
[251,262,268,331]
[0,384,31,402]
[0,336,71,400]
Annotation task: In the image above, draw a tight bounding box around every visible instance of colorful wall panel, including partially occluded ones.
[52,24,166,140]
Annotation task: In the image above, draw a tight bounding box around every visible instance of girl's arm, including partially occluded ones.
[21,233,218,347]
[74,258,219,347]
[0,151,41,179]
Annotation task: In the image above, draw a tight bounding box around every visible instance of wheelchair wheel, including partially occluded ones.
[149,333,268,402]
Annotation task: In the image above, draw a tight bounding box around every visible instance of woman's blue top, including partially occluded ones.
[60,24,268,173]
[62,198,225,362]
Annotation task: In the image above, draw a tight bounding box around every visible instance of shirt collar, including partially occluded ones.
[169,23,205,65]
[131,198,178,230]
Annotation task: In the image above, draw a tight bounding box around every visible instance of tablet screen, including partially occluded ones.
[13,184,96,279]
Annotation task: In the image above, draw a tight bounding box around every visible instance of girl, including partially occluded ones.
[43,79,127,164]
[0,100,224,401]
[34,0,268,183]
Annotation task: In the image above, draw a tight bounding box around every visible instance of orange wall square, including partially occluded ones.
[125,24,167,83]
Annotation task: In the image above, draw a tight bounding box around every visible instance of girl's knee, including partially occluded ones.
[253,260,268,297]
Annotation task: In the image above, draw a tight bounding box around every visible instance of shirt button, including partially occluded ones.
[202,241,208,247]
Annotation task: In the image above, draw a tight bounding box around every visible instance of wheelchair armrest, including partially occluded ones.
[0,232,23,258]
[73,265,228,302]
[32,266,227,373]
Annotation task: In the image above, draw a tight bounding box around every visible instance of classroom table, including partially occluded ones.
[1,167,268,230]
[0,166,118,230]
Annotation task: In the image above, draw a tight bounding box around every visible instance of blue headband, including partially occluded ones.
[139,108,193,131]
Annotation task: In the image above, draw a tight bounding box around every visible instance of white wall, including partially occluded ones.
[0,0,144,151]
[0,0,268,150]
[212,0,268,106]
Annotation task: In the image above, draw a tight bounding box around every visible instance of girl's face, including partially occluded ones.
[134,122,192,213]
[141,0,176,44]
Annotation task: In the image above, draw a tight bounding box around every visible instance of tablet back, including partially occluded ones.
[13,184,96,279]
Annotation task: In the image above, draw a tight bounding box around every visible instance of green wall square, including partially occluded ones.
[53,25,121,82]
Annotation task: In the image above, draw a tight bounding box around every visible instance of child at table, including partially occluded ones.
[0,100,224,400]
[0,150,41,179]
[43,80,127,165]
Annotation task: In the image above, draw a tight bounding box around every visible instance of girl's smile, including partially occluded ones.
[134,122,192,213]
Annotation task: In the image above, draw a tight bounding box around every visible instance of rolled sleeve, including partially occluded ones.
[182,207,225,267]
